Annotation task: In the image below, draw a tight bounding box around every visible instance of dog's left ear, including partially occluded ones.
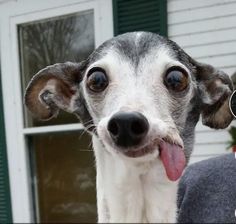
[193,60,234,129]
[24,62,87,121]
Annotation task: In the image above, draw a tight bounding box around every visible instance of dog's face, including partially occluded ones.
[25,32,233,181]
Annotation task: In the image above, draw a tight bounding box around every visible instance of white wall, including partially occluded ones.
[167,0,236,163]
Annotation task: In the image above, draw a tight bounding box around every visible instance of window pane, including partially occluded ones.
[19,10,95,127]
[28,131,96,223]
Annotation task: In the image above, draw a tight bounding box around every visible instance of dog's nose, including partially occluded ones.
[107,112,149,148]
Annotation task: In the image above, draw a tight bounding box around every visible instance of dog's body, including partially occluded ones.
[24,32,233,223]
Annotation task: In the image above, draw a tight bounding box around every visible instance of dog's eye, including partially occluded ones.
[164,67,188,92]
[87,68,108,92]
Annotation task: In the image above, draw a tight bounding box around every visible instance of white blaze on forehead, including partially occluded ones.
[134,31,144,46]
[138,47,190,78]
[85,49,134,79]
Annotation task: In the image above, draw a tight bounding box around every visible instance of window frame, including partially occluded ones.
[0,0,113,222]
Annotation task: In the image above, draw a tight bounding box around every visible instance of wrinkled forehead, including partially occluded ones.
[87,32,191,74]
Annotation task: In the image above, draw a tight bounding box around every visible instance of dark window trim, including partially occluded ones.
[0,70,13,223]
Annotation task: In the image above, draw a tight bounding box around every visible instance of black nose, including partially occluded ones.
[107,112,149,148]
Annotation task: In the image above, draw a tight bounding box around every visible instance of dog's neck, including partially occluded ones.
[92,136,179,223]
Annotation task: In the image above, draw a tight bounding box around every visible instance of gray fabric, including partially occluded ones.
[177,153,236,223]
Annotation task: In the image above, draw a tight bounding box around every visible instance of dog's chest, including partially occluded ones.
[103,159,178,223]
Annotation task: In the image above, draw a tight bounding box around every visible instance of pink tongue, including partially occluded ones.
[159,141,186,181]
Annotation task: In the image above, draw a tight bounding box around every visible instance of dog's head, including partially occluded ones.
[25,32,233,181]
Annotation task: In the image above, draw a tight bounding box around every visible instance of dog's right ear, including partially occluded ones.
[25,62,86,120]
[193,60,234,129]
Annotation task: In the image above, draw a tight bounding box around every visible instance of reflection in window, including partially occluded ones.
[29,131,96,223]
[18,10,95,127]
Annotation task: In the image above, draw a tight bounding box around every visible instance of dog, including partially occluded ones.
[24,32,233,223]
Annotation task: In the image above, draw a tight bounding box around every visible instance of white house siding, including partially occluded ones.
[167,0,236,163]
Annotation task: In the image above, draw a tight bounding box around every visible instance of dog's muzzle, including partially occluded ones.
[106,111,186,181]
[107,111,149,148]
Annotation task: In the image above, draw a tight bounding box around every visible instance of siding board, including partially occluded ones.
[169,2,236,24]
[168,0,235,12]
[169,15,236,36]
[195,131,230,144]
[193,143,229,156]
[184,41,236,58]
[168,0,236,162]
[170,28,236,48]
[196,54,236,68]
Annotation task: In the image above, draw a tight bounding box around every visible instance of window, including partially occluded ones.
[1,0,113,222]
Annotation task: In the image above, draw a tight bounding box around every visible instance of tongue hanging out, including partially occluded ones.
[159,141,186,181]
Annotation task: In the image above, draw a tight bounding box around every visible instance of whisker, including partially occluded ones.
[82,119,94,126]
[88,139,93,148]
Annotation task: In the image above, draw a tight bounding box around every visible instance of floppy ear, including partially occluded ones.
[194,60,234,129]
[25,62,87,120]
